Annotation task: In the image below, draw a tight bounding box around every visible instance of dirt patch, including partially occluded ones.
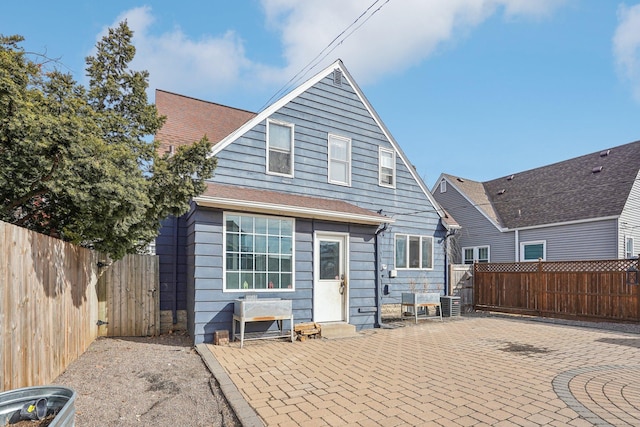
[53,333,240,427]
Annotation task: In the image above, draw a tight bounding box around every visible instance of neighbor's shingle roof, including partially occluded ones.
[195,183,390,224]
[442,174,503,227]
[453,140,640,229]
[155,89,256,155]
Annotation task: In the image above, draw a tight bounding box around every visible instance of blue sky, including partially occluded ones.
[3,1,640,187]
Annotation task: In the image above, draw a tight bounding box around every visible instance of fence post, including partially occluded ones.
[537,258,544,315]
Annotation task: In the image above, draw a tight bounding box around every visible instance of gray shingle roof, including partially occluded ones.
[453,140,640,229]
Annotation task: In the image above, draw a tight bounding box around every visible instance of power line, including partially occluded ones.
[258,0,391,112]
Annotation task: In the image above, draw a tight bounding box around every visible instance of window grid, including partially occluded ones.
[224,213,294,291]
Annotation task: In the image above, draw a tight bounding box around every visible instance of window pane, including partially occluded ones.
[226,253,239,270]
[240,234,253,252]
[255,273,267,289]
[330,138,348,161]
[269,123,291,149]
[241,254,254,270]
[268,219,280,235]
[330,161,348,183]
[478,247,489,262]
[380,150,393,168]
[395,236,407,268]
[268,255,280,271]
[268,236,279,253]
[269,151,291,174]
[281,273,292,289]
[281,237,292,254]
[381,167,393,185]
[226,272,240,289]
[255,217,268,234]
[268,273,280,289]
[464,248,474,264]
[421,237,433,269]
[409,236,420,268]
[226,215,240,232]
[226,234,239,252]
[281,256,292,273]
[255,235,267,253]
[320,241,340,280]
[241,272,253,289]
[524,243,544,260]
[255,254,266,271]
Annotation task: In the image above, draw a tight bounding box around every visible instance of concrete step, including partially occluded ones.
[318,322,358,339]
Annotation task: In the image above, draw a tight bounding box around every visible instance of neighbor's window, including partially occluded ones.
[267,119,294,176]
[224,213,294,291]
[520,241,546,261]
[626,237,635,259]
[395,234,433,270]
[379,147,395,187]
[440,179,447,193]
[463,246,490,264]
[328,134,351,186]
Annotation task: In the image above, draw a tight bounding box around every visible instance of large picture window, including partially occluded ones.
[328,134,351,186]
[224,213,294,291]
[395,234,433,270]
[267,120,294,176]
[379,147,395,187]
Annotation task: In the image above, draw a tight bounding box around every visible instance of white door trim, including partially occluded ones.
[313,231,349,323]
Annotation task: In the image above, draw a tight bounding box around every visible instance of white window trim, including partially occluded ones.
[266,119,294,178]
[394,234,434,270]
[462,246,490,264]
[222,212,296,293]
[378,147,396,188]
[626,236,635,259]
[520,240,546,262]
[440,179,447,193]
[328,133,351,186]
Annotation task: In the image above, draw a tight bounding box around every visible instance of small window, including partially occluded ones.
[328,134,351,186]
[440,180,447,193]
[395,234,434,270]
[463,246,490,264]
[520,241,546,261]
[626,237,635,259]
[267,120,294,176]
[379,148,395,187]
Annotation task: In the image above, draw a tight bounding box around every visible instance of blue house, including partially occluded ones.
[155,60,453,344]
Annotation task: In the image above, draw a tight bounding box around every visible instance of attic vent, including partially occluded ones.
[507,174,514,181]
[592,166,603,173]
[456,177,465,182]
[599,149,610,157]
[498,189,506,195]
[333,69,343,86]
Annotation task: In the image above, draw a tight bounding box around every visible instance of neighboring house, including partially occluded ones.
[433,140,640,264]
[155,60,453,344]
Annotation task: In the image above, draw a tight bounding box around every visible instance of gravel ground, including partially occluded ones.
[54,333,240,427]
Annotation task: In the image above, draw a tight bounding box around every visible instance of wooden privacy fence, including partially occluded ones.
[96,254,159,337]
[0,221,159,392]
[474,258,640,321]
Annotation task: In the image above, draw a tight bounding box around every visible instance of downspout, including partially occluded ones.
[375,221,390,328]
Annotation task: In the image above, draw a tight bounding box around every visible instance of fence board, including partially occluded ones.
[96,254,159,337]
[474,258,640,321]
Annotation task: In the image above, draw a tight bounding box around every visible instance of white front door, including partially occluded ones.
[313,233,348,322]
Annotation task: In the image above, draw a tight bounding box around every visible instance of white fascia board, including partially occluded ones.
[338,64,445,220]
[210,60,345,157]
[513,215,620,232]
[193,196,394,226]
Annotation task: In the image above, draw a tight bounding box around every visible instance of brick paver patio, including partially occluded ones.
[203,315,640,426]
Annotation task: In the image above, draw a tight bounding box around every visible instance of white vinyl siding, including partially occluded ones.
[267,119,294,177]
[379,147,395,188]
[395,234,434,270]
[328,134,351,186]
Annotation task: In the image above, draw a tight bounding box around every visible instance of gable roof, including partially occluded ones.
[155,89,256,155]
[440,140,640,230]
[207,59,446,222]
[195,183,392,225]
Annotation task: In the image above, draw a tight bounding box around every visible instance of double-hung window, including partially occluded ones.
[379,147,395,187]
[224,213,294,291]
[267,119,294,176]
[626,237,635,259]
[395,234,433,270]
[328,134,351,186]
[463,246,490,264]
[520,240,546,261]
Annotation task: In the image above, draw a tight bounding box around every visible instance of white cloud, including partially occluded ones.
[613,3,640,102]
[93,1,566,104]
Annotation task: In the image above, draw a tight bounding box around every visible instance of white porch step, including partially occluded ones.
[318,322,358,339]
